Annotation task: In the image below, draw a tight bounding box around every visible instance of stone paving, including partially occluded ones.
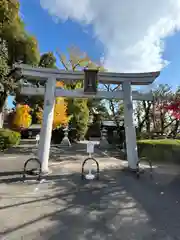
[0,143,180,239]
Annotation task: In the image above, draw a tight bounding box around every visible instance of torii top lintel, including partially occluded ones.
[14,64,160,85]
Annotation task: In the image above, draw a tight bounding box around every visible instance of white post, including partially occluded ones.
[86,141,95,180]
[122,81,138,170]
[38,77,56,174]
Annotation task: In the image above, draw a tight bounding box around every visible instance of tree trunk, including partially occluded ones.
[152,101,156,131]
[142,101,151,133]
[170,120,180,138]
[109,100,120,128]
[144,101,151,133]
[160,110,165,134]
[0,92,7,128]
[138,118,146,133]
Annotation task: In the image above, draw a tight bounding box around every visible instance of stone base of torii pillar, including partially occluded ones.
[99,127,109,149]
[61,127,71,147]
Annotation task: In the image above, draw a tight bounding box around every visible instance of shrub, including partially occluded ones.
[0,128,21,151]
[69,99,89,141]
[137,139,180,163]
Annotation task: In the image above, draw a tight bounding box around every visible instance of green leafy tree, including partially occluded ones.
[70,99,89,140]
[39,52,56,69]
[91,102,110,120]
[0,39,9,127]
[0,0,40,65]
[15,52,57,111]
[0,0,40,127]
[15,52,59,125]
[85,113,102,140]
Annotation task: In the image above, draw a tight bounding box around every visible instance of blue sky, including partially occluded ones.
[7,0,180,108]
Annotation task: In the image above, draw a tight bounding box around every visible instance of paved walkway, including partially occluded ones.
[0,143,180,239]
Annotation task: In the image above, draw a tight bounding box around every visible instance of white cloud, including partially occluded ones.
[40,0,180,72]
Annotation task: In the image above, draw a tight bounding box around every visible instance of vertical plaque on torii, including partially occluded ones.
[84,69,98,94]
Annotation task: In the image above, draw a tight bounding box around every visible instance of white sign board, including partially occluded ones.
[87,141,94,153]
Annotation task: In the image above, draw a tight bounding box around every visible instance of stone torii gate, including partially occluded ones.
[15,64,160,174]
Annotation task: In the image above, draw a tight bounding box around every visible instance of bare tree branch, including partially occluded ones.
[56,50,69,71]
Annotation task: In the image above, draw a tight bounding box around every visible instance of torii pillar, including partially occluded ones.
[122,81,138,170]
[38,77,56,174]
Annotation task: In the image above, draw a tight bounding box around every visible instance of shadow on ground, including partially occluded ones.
[0,143,124,180]
[0,166,180,239]
[3,142,123,159]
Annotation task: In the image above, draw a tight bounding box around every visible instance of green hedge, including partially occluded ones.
[137,139,180,163]
[0,128,21,151]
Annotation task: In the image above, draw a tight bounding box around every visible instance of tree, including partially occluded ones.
[134,84,180,138]
[10,104,32,131]
[163,87,180,138]
[91,102,110,120]
[70,99,89,140]
[36,81,71,129]
[0,39,9,127]
[15,52,56,109]
[151,84,173,133]
[38,52,56,69]
[166,101,180,119]
[0,0,40,66]
[53,97,70,129]
[0,40,9,83]
[135,100,152,135]
[85,113,102,139]
[53,81,70,129]
[36,97,70,130]
[0,0,20,41]
[0,0,40,127]
[165,87,180,120]
[102,84,123,127]
[33,106,43,124]
[15,52,72,131]
[57,46,103,140]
